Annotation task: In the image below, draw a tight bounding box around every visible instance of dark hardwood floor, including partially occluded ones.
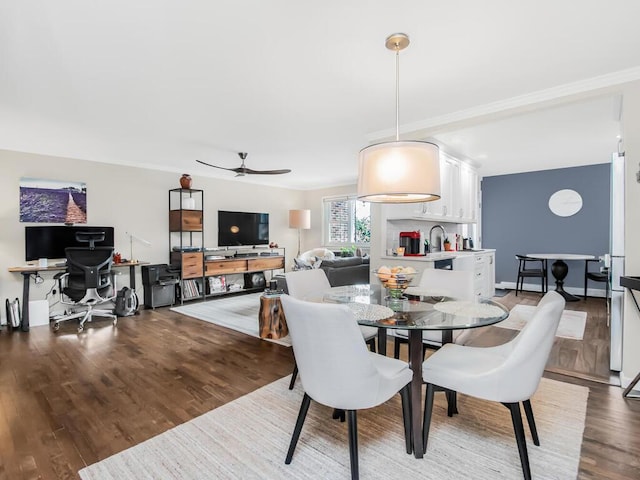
[0,292,638,479]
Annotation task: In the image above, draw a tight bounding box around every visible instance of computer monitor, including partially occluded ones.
[25,226,115,261]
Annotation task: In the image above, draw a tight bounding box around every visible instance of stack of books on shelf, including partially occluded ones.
[182,279,202,299]
[208,276,226,293]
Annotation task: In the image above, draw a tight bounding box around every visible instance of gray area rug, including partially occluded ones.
[499,305,587,340]
[171,293,291,347]
[79,376,587,479]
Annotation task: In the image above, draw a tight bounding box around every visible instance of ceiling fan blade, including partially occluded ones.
[197,158,291,175]
[242,168,292,175]
[195,159,236,172]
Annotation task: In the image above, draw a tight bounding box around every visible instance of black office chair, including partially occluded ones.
[515,255,547,296]
[584,258,609,301]
[53,232,117,333]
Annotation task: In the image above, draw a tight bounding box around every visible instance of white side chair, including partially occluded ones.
[280,295,413,480]
[393,269,476,359]
[285,269,378,390]
[422,291,565,480]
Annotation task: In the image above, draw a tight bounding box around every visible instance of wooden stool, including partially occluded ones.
[259,293,288,339]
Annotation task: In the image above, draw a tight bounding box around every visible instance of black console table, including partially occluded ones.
[620,276,640,398]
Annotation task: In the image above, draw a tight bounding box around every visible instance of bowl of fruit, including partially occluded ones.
[374,266,417,299]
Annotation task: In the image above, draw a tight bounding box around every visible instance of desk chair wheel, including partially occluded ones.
[53,322,60,332]
[112,318,118,327]
[77,324,84,333]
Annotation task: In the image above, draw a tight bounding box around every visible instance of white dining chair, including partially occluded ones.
[285,269,378,390]
[280,294,412,480]
[421,291,565,480]
[393,269,476,359]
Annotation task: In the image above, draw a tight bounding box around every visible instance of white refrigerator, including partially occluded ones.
[610,152,625,372]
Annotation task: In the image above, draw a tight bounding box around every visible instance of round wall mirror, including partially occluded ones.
[548,189,583,217]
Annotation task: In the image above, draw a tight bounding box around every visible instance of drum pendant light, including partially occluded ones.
[357,33,441,203]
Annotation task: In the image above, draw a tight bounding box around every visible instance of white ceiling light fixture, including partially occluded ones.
[357,33,441,203]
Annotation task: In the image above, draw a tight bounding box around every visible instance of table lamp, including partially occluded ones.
[289,209,310,256]
[126,231,151,262]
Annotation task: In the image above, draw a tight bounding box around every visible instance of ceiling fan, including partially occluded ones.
[196,152,291,176]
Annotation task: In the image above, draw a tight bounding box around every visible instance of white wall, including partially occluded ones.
[0,149,305,321]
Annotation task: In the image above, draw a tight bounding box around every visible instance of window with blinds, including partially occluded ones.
[322,195,370,246]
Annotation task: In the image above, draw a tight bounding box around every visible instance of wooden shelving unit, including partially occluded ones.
[168,188,285,302]
[169,188,205,302]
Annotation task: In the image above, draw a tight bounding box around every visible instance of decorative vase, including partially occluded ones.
[180,174,192,189]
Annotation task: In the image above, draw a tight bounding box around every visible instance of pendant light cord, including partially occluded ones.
[395,49,400,142]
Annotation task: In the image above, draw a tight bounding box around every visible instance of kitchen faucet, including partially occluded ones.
[429,225,446,252]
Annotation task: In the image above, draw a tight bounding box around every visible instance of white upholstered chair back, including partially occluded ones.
[285,269,331,301]
[496,291,565,401]
[280,295,396,409]
[400,269,475,345]
[416,268,475,300]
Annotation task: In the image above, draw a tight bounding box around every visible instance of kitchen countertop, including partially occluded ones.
[380,249,495,262]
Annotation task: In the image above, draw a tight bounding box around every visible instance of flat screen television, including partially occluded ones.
[218,211,269,247]
[25,226,115,261]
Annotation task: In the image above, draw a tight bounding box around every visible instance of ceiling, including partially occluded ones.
[1,1,638,189]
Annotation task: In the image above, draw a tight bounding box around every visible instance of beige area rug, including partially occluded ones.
[171,293,291,347]
[497,304,587,340]
[79,376,587,479]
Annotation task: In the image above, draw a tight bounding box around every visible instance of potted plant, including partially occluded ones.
[443,237,453,251]
[340,245,356,257]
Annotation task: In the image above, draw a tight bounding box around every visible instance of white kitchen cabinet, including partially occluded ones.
[452,251,495,297]
[382,202,420,220]
[425,154,458,220]
[483,251,496,297]
[380,153,479,224]
[458,163,478,222]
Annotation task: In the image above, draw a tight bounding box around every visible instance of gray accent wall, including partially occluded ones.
[482,163,610,290]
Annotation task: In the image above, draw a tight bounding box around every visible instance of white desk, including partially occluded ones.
[527,254,595,302]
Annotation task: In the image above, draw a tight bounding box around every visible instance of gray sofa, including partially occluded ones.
[319,256,370,287]
[275,256,370,292]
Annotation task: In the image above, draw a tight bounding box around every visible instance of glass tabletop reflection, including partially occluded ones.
[322,284,509,331]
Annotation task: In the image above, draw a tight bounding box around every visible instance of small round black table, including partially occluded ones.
[527,253,595,302]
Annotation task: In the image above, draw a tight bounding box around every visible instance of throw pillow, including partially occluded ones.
[293,257,312,270]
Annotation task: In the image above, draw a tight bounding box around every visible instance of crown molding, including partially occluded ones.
[366,66,640,142]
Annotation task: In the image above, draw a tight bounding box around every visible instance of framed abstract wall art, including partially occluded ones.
[20,178,87,223]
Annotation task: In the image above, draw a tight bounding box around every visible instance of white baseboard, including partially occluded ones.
[495,281,607,298]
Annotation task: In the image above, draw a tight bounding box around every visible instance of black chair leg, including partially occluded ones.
[522,399,540,446]
[285,393,311,464]
[445,390,458,417]
[399,384,412,454]
[504,402,532,480]
[366,337,376,353]
[393,337,401,359]
[347,410,359,480]
[289,364,298,390]
[422,383,435,453]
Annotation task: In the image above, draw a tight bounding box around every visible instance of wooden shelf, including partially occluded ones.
[169,210,203,231]
[205,256,284,276]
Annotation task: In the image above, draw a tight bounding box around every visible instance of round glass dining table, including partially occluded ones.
[320,284,510,459]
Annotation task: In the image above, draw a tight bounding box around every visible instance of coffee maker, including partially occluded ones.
[399,231,423,256]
